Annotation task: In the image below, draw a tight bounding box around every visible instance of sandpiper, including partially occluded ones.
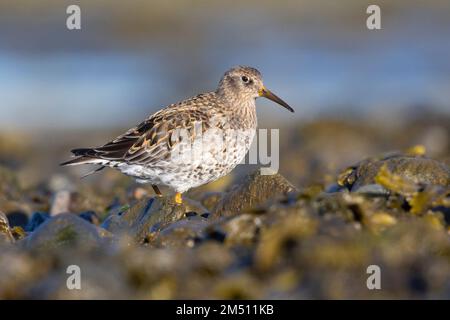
[61,66,294,204]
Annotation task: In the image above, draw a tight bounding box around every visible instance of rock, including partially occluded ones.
[213,169,297,218]
[101,196,186,243]
[211,214,262,247]
[213,272,263,299]
[25,251,131,299]
[325,183,348,193]
[149,216,210,247]
[183,198,210,215]
[255,212,318,271]
[338,155,450,194]
[193,242,234,274]
[132,187,149,200]
[79,211,100,225]
[352,184,390,195]
[367,212,398,233]
[0,166,21,200]
[50,190,72,216]
[199,192,224,212]
[26,213,105,250]
[6,211,28,228]
[48,174,75,193]
[0,248,41,298]
[0,211,14,244]
[0,166,30,217]
[26,212,50,232]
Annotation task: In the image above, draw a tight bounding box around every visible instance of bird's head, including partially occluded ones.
[216,66,294,113]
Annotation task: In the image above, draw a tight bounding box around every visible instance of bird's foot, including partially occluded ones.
[174,192,183,205]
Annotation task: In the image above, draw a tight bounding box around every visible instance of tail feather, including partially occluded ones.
[60,148,105,166]
[60,156,98,166]
[80,165,106,178]
[71,148,96,157]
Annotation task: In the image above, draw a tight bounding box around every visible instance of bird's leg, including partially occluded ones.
[174,192,182,205]
[152,185,162,197]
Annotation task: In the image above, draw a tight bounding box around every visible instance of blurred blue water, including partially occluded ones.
[1,7,450,130]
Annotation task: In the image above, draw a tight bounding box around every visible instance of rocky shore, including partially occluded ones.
[0,117,449,299]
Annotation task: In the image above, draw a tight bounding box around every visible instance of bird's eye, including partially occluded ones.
[241,76,249,83]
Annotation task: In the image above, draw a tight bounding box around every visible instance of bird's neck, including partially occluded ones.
[217,97,257,130]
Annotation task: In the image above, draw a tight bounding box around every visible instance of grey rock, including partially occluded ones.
[101,196,186,243]
[79,211,100,225]
[199,192,224,212]
[26,252,130,299]
[50,190,72,216]
[213,169,297,218]
[150,216,210,247]
[339,156,450,194]
[353,184,390,195]
[184,198,210,215]
[26,212,50,232]
[218,213,262,246]
[26,213,105,250]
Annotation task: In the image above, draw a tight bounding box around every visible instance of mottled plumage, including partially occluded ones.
[61,66,293,203]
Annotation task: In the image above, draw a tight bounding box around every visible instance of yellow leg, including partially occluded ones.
[175,192,183,205]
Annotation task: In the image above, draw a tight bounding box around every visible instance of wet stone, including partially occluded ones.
[6,211,28,229]
[26,212,50,232]
[50,190,72,216]
[213,214,262,247]
[149,216,210,247]
[0,166,21,199]
[213,169,297,218]
[101,196,186,244]
[25,213,105,250]
[79,211,100,225]
[199,192,224,212]
[339,155,450,194]
[183,198,210,215]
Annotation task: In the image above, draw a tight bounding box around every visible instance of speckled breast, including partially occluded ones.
[163,125,257,192]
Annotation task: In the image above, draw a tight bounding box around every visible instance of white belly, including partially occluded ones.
[118,127,256,193]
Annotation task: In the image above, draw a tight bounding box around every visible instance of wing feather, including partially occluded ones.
[78,93,218,166]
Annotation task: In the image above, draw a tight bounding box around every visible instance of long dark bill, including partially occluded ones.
[259,87,294,113]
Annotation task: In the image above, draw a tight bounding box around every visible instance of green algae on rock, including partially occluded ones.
[25,213,107,250]
[338,154,450,194]
[102,196,186,244]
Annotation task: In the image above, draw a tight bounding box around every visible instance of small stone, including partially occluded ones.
[215,214,262,247]
[101,196,186,243]
[213,169,297,218]
[184,198,210,215]
[150,216,209,247]
[6,211,28,229]
[185,211,197,217]
[354,184,390,196]
[26,212,50,232]
[339,155,450,195]
[133,187,149,200]
[199,192,224,212]
[50,190,72,216]
[26,213,105,250]
[79,211,100,225]
[48,174,75,193]
[368,212,397,232]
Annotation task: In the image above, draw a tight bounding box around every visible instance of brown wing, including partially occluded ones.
[87,93,217,165]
